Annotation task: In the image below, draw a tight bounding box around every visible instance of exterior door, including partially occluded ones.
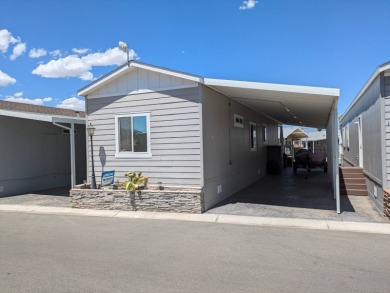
[356,116,363,168]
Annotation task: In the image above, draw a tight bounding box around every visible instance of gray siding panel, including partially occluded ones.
[385,76,390,97]
[341,77,382,178]
[340,77,384,212]
[201,85,279,210]
[86,87,202,186]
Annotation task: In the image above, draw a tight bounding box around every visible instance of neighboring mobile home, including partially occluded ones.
[306,130,327,153]
[340,61,390,217]
[78,61,340,212]
[0,101,86,197]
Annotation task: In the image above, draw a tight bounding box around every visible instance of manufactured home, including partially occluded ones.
[78,61,340,212]
[0,101,86,197]
[340,61,390,218]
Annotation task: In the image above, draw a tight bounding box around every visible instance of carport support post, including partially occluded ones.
[70,123,76,188]
[53,121,76,188]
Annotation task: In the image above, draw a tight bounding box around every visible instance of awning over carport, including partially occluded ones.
[204,78,341,213]
[0,102,85,188]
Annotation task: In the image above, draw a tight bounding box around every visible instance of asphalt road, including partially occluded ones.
[1,212,389,293]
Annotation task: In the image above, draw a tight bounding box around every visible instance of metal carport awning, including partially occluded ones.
[203,78,341,213]
[0,109,85,188]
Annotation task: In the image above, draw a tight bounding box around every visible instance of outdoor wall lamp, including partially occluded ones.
[86,123,97,189]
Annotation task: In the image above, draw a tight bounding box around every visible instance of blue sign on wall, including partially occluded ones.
[101,171,115,186]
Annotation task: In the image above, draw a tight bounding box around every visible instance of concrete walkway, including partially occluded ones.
[1,204,390,235]
[207,168,387,223]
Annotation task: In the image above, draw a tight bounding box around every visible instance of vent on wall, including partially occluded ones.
[62,129,78,135]
[234,114,244,128]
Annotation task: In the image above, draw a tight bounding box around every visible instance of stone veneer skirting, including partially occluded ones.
[70,186,204,214]
[384,190,390,220]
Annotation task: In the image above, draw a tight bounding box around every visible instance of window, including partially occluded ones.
[346,124,349,149]
[115,113,151,158]
[250,122,257,151]
[278,125,282,145]
[234,114,244,128]
[262,124,268,143]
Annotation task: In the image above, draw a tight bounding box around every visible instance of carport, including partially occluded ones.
[204,79,341,213]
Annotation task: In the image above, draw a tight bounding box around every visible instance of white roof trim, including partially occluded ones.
[133,63,202,83]
[0,109,85,124]
[342,61,390,121]
[78,61,202,97]
[78,65,128,96]
[204,78,340,97]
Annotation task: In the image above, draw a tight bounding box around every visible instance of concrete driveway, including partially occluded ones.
[207,168,387,223]
[0,187,71,207]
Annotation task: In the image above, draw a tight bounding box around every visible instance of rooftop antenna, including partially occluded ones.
[118,41,130,66]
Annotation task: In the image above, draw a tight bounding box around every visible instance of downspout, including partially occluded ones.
[53,121,76,188]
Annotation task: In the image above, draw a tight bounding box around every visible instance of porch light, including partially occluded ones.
[86,123,97,189]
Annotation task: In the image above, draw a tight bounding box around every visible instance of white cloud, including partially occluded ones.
[49,49,62,58]
[72,48,90,55]
[32,55,92,80]
[0,29,18,53]
[10,42,26,60]
[82,47,134,66]
[4,92,53,105]
[0,70,16,86]
[239,0,258,10]
[56,97,85,111]
[29,48,47,58]
[32,47,137,80]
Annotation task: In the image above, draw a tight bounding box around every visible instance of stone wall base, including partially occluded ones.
[384,189,390,220]
[70,186,204,214]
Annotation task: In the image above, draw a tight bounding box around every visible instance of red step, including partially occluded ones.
[340,188,368,196]
[339,167,368,196]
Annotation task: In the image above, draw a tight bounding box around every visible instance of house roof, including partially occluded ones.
[342,61,390,121]
[0,100,85,124]
[283,127,309,139]
[78,61,339,129]
[78,61,203,96]
[306,130,327,141]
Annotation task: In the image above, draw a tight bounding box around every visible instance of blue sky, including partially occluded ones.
[0,0,389,115]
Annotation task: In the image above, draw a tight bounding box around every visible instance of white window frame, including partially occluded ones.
[262,124,268,144]
[115,112,152,158]
[249,122,257,151]
[346,124,350,149]
[234,114,244,128]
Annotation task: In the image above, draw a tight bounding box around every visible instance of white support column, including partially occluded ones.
[53,121,77,189]
[70,123,76,188]
[333,101,340,214]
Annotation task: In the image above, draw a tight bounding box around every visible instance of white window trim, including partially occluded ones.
[249,122,257,151]
[346,124,350,148]
[115,112,152,158]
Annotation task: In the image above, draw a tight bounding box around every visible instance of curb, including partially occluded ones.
[1,204,390,235]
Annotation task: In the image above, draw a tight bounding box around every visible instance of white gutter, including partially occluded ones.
[204,78,340,97]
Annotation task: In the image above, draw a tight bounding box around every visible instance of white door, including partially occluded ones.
[357,116,363,168]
